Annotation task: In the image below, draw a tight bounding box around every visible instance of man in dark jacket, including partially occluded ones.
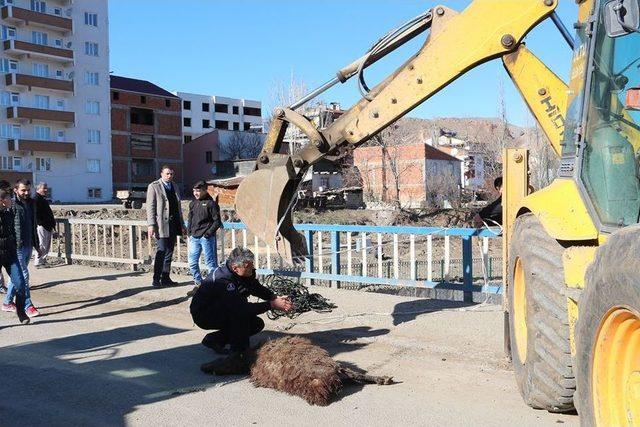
[190,247,292,354]
[473,176,502,227]
[34,182,55,267]
[0,187,29,324]
[2,179,39,318]
[187,181,222,287]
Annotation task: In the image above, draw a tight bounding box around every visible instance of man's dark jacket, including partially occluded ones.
[479,195,502,225]
[13,197,39,249]
[187,195,222,238]
[0,209,17,263]
[35,193,55,232]
[190,262,274,317]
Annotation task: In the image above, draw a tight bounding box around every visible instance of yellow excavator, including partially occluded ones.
[235,1,640,424]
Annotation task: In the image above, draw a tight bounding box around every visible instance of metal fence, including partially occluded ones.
[49,218,502,301]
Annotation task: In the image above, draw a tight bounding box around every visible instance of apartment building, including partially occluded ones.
[110,75,182,192]
[175,91,263,143]
[0,0,111,202]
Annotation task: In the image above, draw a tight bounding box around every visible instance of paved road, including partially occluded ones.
[0,265,579,426]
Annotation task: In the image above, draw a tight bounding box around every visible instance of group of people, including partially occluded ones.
[145,165,293,355]
[0,179,55,324]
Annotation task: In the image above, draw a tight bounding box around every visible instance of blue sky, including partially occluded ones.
[109,0,578,126]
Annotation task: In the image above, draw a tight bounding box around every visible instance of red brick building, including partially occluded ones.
[353,143,462,208]
[110,76,183,193]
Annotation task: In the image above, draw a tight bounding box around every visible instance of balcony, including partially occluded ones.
[8,138,75,155]
[3,39,73,64]
[1,6,73,34]
[7,106,75,125]
[5,73,73,93]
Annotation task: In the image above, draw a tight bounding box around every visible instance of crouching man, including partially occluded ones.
[190,247,292,354]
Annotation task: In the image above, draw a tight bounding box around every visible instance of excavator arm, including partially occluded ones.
[236,0,570,263]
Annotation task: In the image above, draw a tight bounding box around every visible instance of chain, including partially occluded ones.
[262,274,337,320]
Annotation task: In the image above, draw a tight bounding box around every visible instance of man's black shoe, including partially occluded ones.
[152,280,165,288]
[161,273,179,286]
[202,332,229,355]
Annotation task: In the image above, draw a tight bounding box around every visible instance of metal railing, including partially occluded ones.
[49,218,502,301]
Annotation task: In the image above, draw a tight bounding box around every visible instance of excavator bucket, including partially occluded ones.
[235,158,308,265]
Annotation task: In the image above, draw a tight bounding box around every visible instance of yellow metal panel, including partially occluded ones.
[562,246,597,289]
[343,0,557,142]
[502,148,529,303]
[520,178,598,241]
[503,45,567,157]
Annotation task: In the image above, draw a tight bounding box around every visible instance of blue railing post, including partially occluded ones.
[330,230,340,289]
[462,235,473,303]
[305,229,314,286]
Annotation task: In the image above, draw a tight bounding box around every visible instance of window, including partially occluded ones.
[55,69,63,79]
[32,63,49,77]
[53,7,61,15]
[232,106,239,115]
[85,71,99,86]
[84,12,98,27]
[183,117,191,127]
[130,107,153,125]
[0,59,18,73]
[0,155,21,170]
[131,134,154,151]
[215,120,228,130]
[165,99,171,108]
[87,129,100,144]
[233,122,240,131]
[0,124,20,138]
[32,31,48,46]
[30,0,45,13]
[214,103,228,113]
[86,159,100,173]
[112,91,119,101]
[184,135,192,144]
[183,100,191,110]
[1,26,16,40]
[132,161,153,177]
[85,100,100,115]
[1,91,19,106]
[202,119,210,128]
[34,125,51,140]
[244,122,251,131]
[140,95,146,104]
[0,0,15,6]
[36,157,51,172]
[202,102,210,112]
[56,130,64,141]
[54,38,62,47]
[87,188,102,198]
[35,95,49,109]
[243,106,262,117]
[84,42,99,56]
[205,151,212,164]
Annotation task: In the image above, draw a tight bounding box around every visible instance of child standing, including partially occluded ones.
[187,181,222,289]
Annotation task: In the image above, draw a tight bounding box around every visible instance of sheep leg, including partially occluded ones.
[338,367,393,385]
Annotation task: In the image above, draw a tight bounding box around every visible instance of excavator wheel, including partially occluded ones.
[575,225,640,427]
[507,213,575,412]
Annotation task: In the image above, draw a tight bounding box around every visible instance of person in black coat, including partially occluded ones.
[0,187,29,324]
[190,247,292,354]
[187,181,222,287]
[474,177,502,227]
[34,182,55,267]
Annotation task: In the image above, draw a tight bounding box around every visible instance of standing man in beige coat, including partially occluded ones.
[146,165,185,287]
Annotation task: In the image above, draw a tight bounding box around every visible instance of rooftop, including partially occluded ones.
[110,75,180,99]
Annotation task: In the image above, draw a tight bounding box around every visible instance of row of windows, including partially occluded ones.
[183,117,251,131]
[182,100,261,116]
[0,156,100,173]
[0,124,101,143]
[0,92,102,115]
[0,25,101,57]
[0,0,99,26]
[111,91,174,108]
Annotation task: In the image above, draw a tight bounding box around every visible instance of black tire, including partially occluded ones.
[575,225,640,426]
[132,200,143,209]
[508,213,575,412]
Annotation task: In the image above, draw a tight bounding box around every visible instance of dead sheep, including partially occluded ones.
[201,336,393,406]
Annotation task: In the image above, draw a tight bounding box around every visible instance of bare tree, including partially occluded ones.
[425,169,461,209]
[220,131,264,160]
[267,71,308,128]
[526,119,558,190]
